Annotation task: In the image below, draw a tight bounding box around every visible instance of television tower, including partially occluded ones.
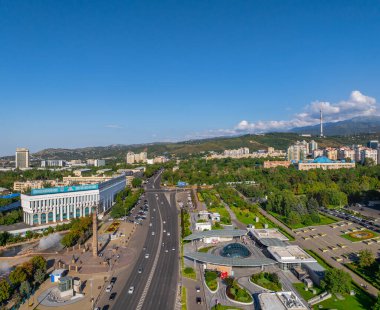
[320,109,324,138]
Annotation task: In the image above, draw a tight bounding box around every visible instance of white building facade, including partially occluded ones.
[21,175,126,226]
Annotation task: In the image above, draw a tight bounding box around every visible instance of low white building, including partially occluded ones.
[21,175,126,226]
[267,245,316,270]
[195,222,212,231]
[258,291,307,310]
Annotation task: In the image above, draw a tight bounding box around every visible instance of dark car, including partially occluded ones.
[196,297,202,304]
[109,292,117,301]
[102,305,110,310]
[110,277,117,284]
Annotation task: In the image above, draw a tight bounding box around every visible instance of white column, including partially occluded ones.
[53,207,57,222]
[38,213,41,225]
[60,205,63,221]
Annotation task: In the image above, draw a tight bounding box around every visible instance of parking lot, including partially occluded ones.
[294,221,380,264]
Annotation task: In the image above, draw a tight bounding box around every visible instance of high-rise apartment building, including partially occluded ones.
[16,148,30,169]
[338,147,355,161]
[126,151,148,164]
[309,140,318,153]
[287,141,308,162]
[360,148,378,164]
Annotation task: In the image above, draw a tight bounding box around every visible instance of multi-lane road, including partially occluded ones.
[112,172,179,310]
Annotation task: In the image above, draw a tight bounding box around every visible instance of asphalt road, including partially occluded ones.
[112,172,179,310]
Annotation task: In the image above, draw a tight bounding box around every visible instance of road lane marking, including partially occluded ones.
[136,195,163,310]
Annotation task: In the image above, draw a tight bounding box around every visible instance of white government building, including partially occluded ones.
[21,175,126,226]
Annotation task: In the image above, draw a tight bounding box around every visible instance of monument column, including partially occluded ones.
[92,209,98,257]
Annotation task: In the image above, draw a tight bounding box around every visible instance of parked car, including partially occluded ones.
[105,284,113,293]
[110,277,117,284]
[109,292,117,301]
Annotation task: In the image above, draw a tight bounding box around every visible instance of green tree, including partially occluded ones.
[320,268,351,294]
[373,293,380,310]
[358,249,375,268]
[0,279,11,305]
[9,266,27,287]
[31,256,47,273]
[61,232,79,247]
[132,177,143,188]
[34,269,45,286]
[19,280,31,298]
[0,232,11,246]
[363,158,375,167]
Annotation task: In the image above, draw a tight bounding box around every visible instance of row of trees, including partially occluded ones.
[0,256,47,306]
[0,222,72,247]
[265,191,323,227]
[110,188,143,218]
[181,209,191,238]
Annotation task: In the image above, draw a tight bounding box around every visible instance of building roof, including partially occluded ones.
[313,156,333,163]
[258,292,307,310]
[260,238,288,247]
[267,246,316,264]
[51,269,67,276]
[183,229,247,241]
[250,228,289,241]
[184,251,276,267]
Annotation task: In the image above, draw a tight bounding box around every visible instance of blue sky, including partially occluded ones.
[1,1,380,156]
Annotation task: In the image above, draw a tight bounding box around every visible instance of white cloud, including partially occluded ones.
[105,124,123,129]
[196,90,378,137]
[234,90,377,133]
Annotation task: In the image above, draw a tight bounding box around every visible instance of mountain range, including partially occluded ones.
[290,116,380,136]
[1,117,379,161]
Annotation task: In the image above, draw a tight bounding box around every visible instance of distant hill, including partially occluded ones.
[290,116,380,136]
[2,132,379,161]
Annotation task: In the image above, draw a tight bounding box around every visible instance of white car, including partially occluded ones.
[128,286,134,294]
[167,232,170,236]
[106,284,113,293]
[152,231,155,236]
[145,253,149,258]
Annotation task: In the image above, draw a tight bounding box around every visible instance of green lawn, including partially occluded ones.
[198,246,215,253]
[250,272,282,291]
[313,284,374,310]
[231,206,272,228]
[199,190,232,224]
[226,284,253,303]
[341,230,379,242]
[205,270,218,291]
[183,266,196,280]
[211,305,243,310]
[181,287,187,310]
[293,283,322,301]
